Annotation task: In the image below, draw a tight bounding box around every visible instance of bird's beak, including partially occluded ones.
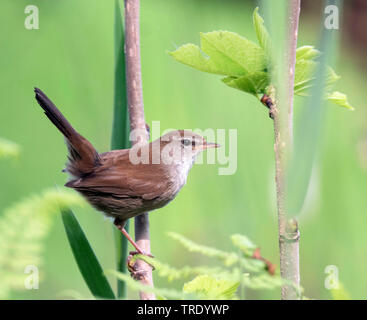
[201,141,221,149]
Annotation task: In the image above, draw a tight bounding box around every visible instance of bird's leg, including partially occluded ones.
[114,218,155,278]
[113,218,154,258]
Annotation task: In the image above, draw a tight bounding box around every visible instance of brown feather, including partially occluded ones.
[34,88,100,177]
[66,148,182,219]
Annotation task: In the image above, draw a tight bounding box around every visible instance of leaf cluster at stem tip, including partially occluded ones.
[169,7,353,110]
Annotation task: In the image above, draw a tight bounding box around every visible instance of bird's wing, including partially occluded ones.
[65,149,172,200]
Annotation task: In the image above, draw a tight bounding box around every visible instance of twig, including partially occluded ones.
[271,0,301,300]
[124,0,155,300]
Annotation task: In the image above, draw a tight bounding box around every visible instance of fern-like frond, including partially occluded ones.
[241,273,283,290]
[231,234,257,256]
[131,254,228,281]
[114,232,301,299]
[0,189,85,298]
[108,270,197,300]
[167,232,237,265]
[167,232,265,272]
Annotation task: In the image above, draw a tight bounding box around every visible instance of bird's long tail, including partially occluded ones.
[34,87,100,177]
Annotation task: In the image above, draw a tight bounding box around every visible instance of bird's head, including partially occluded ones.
[152,130,220,166]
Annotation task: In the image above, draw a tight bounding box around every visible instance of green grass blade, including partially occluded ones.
[111,0,130,299]
[113,226,129,298]
[112,0,129,151]
[61,209,115,299]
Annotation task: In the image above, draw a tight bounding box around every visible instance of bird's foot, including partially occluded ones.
[127,252,155,279]
[127,256,148,280]
[129,250,154,258]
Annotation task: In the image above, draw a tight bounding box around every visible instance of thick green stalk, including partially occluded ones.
[276,0,301,300]
[264,0,301,299]
[111,0,130,299]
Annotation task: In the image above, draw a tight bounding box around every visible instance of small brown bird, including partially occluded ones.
[34,88,219,255]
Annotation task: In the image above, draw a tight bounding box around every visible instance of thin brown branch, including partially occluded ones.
[272,0,301,300]
[124,0,155,300]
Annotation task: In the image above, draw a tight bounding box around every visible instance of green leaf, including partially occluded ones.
[61,209,115,299]
[201,31,266,75]
[170,31,267,77]
[222,71,269,96]
[325,67,341,91]
[294,60,340,95]
[294,59,317,95]
[169,44,219,74]
[326,91,354,110]
[294,47,353,109]
[253,7,272,61]
[294,58,353,109]
[183,275,239,300]
[296,45,321,60]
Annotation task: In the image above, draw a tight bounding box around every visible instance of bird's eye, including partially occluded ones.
[181,139,191,147]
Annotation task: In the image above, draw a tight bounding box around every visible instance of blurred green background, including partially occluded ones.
[1,0,366,299]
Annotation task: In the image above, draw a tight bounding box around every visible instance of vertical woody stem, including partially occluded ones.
[124,0,155,300]
[272,0,301,300]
